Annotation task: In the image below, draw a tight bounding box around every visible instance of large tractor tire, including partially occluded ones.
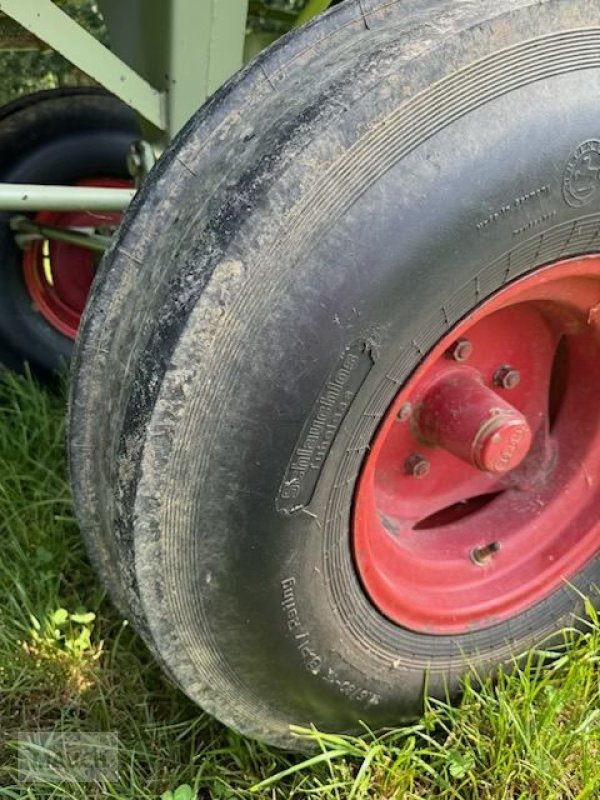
[0,88,137,376]
[70,0,600,748]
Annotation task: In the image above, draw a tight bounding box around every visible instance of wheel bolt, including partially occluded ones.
[405,454,430,478]
[471,541,500,565]
[397,402,412,422]
[494,366,521,390]
[447,338,472,362]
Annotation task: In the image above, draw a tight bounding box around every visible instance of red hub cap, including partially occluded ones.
[22,178,129,339]
[353,256,600,633]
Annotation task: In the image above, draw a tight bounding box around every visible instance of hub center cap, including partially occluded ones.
[417,369,532,473]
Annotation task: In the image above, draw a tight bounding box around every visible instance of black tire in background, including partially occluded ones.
[0,88,138,377]
[70,0,600,747]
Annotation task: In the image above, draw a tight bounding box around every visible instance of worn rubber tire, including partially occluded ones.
[70,0,600,747]
[0,88,138,376]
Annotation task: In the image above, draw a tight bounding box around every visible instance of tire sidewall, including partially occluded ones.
[71,0,600,744]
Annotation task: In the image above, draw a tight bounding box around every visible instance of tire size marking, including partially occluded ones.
[277,341,374,515]
[281,578,380,707]
[512,210,557,237]
[475,185,551,232]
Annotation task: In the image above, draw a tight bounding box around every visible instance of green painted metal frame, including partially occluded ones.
[0,0,334,212]
[0,0,166,130]
[97,0,248,141]
[0,0,249,211]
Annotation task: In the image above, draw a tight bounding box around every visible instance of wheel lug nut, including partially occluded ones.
[471,541,500,565]
[447,338,472,362]
[494,366,521,390]
[397,402,412,422]
[405,454,430,478]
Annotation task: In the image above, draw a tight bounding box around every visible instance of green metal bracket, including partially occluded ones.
[0,0,251,212]
[0,0,166,130]
[98,0,248,141]
[0,0,249,141]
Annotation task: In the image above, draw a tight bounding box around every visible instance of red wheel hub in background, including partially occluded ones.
[22,178,129,339]
[353,256,600,633]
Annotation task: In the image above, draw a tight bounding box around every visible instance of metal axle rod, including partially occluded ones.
[10,216,112,253]
[0,184,136,212]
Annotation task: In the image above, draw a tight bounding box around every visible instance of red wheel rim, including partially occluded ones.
[353,255,600,634]
[22,178,129,339]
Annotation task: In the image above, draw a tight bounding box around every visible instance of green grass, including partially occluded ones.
[0,370,599,799]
